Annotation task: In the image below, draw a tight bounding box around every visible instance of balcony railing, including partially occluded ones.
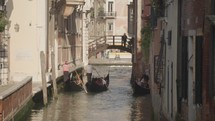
[99,11,117,19]
[66,0,85,5]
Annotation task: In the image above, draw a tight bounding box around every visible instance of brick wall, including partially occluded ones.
[181,0,204,36]
[142,0,151,27]
[202,0,214,120]
[181,0,208,121]
[0,77,32,121]
[202,21,211,121]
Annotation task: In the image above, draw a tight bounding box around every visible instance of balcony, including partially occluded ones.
[99,11,117,19]
[66,0,85,5]
[63,0,85,17]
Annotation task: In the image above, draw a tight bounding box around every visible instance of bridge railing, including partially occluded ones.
[89,35,130,47]
[88,36,107,53]
[88,35,132,57]
[106,35,122,46]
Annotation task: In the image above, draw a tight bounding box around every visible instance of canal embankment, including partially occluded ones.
[0,77,32,121]
[89,58,132,66]
[0,63,85,121]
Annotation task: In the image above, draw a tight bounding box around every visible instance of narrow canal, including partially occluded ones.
[26,66,151,121]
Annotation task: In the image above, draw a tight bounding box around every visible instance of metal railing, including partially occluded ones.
[88,35,132,58]
[154,35,165,83]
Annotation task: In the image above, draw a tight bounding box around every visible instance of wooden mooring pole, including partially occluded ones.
[40,51,48,105]
[51,51,58,98]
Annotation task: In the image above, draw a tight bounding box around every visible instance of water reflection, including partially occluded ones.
[26,66,149,121]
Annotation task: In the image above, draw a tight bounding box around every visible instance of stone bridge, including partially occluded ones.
[88,35,133,58]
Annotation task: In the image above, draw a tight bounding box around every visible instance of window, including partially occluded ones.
[195,36,203,104]
[212,0,215,100]
[108,1,113,12]
[108,22,113,31]
[0,0,5,6]
[128,5,133,34]
[168,30,172,46]
[213,26,215,99]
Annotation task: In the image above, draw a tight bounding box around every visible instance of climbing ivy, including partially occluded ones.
[0,11,8,32]
[141,23,152,63]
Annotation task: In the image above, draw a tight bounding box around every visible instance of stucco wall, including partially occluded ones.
[163,0,178,120]
[7,0,47,82]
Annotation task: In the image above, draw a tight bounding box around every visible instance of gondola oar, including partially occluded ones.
[75,70,88,93]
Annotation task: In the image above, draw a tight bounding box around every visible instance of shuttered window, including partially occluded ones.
[195,36,203,104]
[213,0,215,100]
[168,30,172,46]
[212,26,215,100]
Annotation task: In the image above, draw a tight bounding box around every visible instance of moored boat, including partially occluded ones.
[132,74,150,95]
[64,71,84,91]
[69,78,83,91]
[132,80,150,95]
[86,74,109,92]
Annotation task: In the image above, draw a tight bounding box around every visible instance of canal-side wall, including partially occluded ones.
[32,75,64,104]
[0,77,32,121]
[0,65,84,121]
[32,65,84,104]
[89,58,132,66]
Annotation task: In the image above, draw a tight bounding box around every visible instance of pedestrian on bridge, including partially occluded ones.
[122,33,127,47]
[128,37,134,49]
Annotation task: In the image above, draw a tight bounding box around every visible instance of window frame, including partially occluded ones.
[108,1,113,12]
[108,22,113,31]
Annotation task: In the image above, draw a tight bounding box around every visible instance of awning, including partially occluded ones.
[63,5,75,17]
[66,0,85,5]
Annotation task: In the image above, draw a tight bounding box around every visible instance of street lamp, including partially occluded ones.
[14,23,19,32]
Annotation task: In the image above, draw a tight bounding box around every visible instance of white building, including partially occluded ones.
[162,1,179,120]
[6,0,86,85]
[7,0,48,83]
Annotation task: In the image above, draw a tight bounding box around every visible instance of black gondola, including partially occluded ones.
[64,71,84,91]
[132,80,150,95]
[132,74,150,95]
[86,74,109,92]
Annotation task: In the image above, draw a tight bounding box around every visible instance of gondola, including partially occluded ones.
[132,80,150,95]
[64,71,84,92]
[86,73,109,92]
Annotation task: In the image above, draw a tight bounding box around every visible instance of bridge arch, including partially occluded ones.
[88,35,133,58]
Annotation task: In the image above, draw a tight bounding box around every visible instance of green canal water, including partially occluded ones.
[25,66,150,121]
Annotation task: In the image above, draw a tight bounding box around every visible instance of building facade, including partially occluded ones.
[148,0,215,121]
[4,0,86,85]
